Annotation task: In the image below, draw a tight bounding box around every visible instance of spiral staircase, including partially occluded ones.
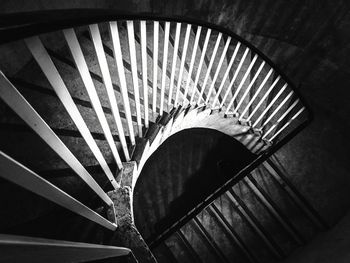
[0,15,323,263]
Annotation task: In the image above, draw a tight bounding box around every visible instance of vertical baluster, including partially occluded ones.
[220,47,250,108]
[25,36,121,189]
[190,28,211,104]
[268,107,305,142]
[183,26,202,104]
[197,32,222,105]
[234,61,265,114]
[212,42,241,107]
[239,68,274,121]
[140,21,149,128]
[246,74,280,122]
[89,24,130,161]
[225,54,258,114]
[109,21,136,145]
[0,150,117,230]
[205,36,231,104]
[168,23,181,109]
[174,24,192,106]
[0,72,117,203]
[252,83,288,127]
[160,21,170,115]
[153,21,159,117]
[262,99,300,139]
[257,89,293,129]
[63,28,124,170]
[127,20,143,137]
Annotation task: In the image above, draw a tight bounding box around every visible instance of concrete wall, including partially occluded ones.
[282,211,350,263]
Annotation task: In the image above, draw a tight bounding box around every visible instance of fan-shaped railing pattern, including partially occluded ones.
[0,18,310,232]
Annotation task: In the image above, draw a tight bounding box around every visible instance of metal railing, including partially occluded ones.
[0,11,311,242]
[0,234,135,262]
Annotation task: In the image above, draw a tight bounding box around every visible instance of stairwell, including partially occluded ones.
[0,17,311,262]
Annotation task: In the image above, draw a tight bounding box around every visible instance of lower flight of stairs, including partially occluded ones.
[151,160,328,263]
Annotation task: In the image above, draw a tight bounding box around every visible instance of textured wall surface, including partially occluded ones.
[282,211,350,263]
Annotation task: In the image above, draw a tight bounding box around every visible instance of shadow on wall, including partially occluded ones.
[133,128,257,240]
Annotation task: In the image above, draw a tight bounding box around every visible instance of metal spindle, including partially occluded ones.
[0,72,116,205]
[239,68,274,120]
[259,90,294,129]
[197,32,222,105]
[89,24,130,161]
[212,42,241,107]
[252,83,288,128]
[64,28,123,168]
[234,61,266,114]
[205,36,231,104]
[140,21,149,128]
[109,21,136,145]
[160,21,170,115]
[168,22,181,109]
[246,75,281,122]
[268,107,305,141]
[262,99,300,139]
[153,21,159,116]
[174,24,192,106]
[0,151,117,230]
[220,47,250,108]
[183,26,202,104]
[127,21,142,137]
[190,28,211,104]
[225,54,258,114]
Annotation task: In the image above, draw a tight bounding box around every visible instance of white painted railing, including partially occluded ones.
[0,19,308,231]
[0,234,132,262]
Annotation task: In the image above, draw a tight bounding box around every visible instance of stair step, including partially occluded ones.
[131,137,149,166]
[145,122,163,145]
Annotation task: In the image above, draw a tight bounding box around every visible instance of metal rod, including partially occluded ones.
[192,216,230,263]
[0,72,114,206]
[174,24,192,106]
[176,230,201,263]
[140,20,149,128]
[239,68,274,121]
[153,21,159,116]
[220,47,250,108]
[190,28,211,104]
[183,26,202,104]
[262,99,299,139]
[235,61,265,114]
[89,24,130,162]
[225,54,258,114]
[244,176,304,244]
[168,22,181,109]
[127,20,143,137]
[109,21,136,145]
[160,21,170,115]
[226,190,284,259]
[205,36,231,104]
[268,107,305,141]
[0,151,117,230]
[0,234,132,262]
[25,36,121,189]
[208,203,258,263]
[196,32,222,105]
[212,42,241,107]
[252,83,288,128]
[246,75,281,122]
[264,160,328,229]
[260,90,294,129]
[63,28,123,172]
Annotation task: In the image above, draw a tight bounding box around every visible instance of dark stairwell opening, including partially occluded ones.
[133,128,256,241]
